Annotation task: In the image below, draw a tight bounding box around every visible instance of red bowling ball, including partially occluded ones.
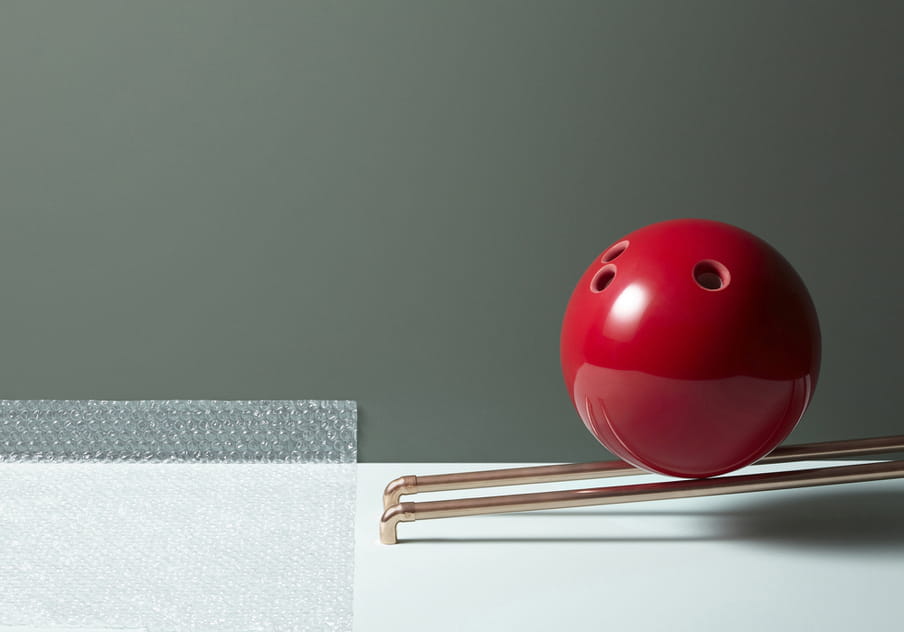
[560,219,821,478]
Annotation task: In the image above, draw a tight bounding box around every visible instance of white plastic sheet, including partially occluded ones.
[0,400,356,631]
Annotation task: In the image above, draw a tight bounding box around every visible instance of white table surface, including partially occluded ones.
[355,461,904,631]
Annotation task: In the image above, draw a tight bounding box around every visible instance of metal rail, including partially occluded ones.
[380,435,904,544]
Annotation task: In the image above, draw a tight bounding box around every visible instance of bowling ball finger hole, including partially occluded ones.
[693,260,731,291]
[602,240,629,262]
[590,265,617,293]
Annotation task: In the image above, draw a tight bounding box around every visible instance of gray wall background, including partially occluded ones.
[0,1,901,462]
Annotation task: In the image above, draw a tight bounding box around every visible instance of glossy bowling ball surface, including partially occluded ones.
[560,219,821,478]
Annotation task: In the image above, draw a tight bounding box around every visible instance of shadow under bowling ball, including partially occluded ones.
[716,484,904,553]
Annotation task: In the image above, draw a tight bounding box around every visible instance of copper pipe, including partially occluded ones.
[382,460,640,509]
[382,435,904,509]
[381,460,904,544]
[379,435,904,544]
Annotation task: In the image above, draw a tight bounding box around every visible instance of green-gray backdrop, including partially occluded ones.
[1,1,901,462]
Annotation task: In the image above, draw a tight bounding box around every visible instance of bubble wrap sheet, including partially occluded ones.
[0,400,357,632]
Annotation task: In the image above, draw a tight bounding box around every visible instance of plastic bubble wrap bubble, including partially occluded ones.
[0,400,357,632]
[0,400,356,462]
